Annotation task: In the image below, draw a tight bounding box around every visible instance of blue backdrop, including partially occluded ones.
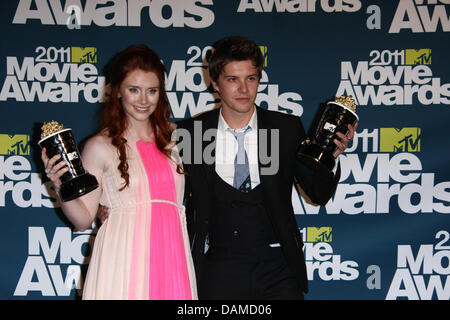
[1,0,449,300]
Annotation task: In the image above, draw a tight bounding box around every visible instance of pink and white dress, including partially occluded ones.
[82,134,197,300]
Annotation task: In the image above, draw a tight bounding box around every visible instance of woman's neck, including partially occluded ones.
[126,121,154,142]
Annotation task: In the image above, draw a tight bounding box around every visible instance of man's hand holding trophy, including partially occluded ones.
[298,95,359,171]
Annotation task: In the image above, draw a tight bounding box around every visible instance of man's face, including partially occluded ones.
[211,60,259,119]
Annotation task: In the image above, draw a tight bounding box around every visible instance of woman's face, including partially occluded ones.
[118,69,160,125]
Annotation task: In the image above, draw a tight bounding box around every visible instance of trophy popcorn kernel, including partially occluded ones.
[40,121,66,139]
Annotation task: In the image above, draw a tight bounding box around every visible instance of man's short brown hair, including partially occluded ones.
[208,36,264,83]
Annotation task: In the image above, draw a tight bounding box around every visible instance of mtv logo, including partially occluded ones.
[307,227,332,242]
[71,47,97,63]
[379,128,421,152]
[0,134,30,155]
[405,49,431,65]
[324,122,336,133]
[259,46,267,67]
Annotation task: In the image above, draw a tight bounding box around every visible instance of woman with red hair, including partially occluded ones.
[41,45,197,300]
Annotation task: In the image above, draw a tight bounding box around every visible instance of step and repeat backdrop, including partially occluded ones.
[1,0,449,300]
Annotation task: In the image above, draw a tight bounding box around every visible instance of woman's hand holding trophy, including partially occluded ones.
[39,121,98,202]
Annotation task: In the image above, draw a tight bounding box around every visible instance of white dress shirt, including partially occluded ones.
[215,108,260,189]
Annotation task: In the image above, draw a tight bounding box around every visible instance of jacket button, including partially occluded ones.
[204,220,209,225]
[231,201,237,208]
[233,230,238,237]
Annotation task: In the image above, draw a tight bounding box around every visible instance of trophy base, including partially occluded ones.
[59,173,99,202]
[298,143,336,172]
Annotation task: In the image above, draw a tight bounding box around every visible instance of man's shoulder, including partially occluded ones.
[257,107,302,126]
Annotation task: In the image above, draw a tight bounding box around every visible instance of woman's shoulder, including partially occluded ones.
[79,132,115,171]
[83,132,113,154]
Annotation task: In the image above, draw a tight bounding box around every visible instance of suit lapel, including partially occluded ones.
[256,107,272,185]
[255,106,280,224]
[197,108,220,190]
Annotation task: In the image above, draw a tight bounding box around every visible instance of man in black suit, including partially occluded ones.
[176,36,356,299]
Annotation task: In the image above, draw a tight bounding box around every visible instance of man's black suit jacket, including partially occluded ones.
[176,106,340,293]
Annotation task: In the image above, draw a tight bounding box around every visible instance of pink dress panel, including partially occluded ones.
[133,140,192,300]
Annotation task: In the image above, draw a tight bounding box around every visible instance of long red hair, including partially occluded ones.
[100,45,174,191]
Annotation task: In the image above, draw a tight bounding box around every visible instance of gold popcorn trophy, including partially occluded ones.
[38,121,99,202]
[298,95,359,171]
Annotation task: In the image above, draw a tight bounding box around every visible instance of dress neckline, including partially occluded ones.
[136,139,155,145]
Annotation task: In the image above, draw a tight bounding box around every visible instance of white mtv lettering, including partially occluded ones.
[398,244,435,274]
[340,61,433,85]
[66,4,81,29]
[0,76,105,103]
[0,173,54,208]
[307,255,359,281]
[166,62,303,118]
[338,61,450,106]
[398,173,441,214]
[303,242,359,281]
[303,242,333,261]
[13,0,215,28]
[389,0,450,33]
[387,242,450,300]
[165,54,216,117]
[378,153,422,183]
[295,140,450,215]
[337,78,450,106]
[0,155,31,180]
[168,92,217,118]
[14,226,95,296]
[413,275,450,300]
[237,0,361,13]
[256,84,303,116]
[49,265,83,296]
[14,256,83,296]
[328,183,377,214]
[1,77,64,102]
[6,57,98,82]
[166,60,209,92]
[398,244,450,275]
[326,173,450,214]
[345,128,378,153]
[339,153,422,183]
[338,62,449,106]
[238,0,294,12]
[0,156,56,208]
[28,227,90,264]
[6,57,34,80]
[320,0,361,13]
[256,71,303,116]
[297,171,449,215]
[14,256,55,296]
[386,269,420,299]
[149,0,214,28]
[1,56,103,102]
[339,154,377,183]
